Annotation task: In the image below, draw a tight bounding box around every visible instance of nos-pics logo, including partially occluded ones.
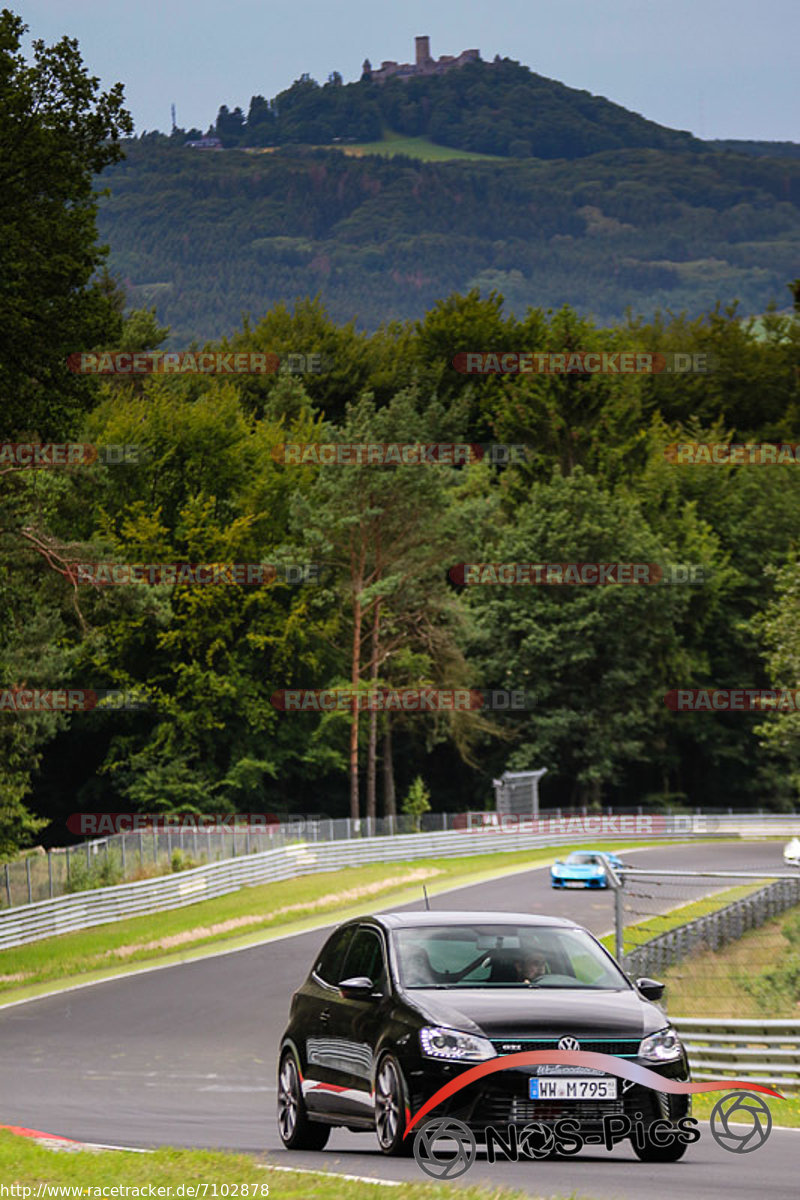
[412,1092,773,1179]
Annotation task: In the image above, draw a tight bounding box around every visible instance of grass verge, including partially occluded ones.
[691,1091,800,1127]
[0,840,701,1006]
[659,900,800,1017]
[603,880,769,956]
[0,1130,547,1199]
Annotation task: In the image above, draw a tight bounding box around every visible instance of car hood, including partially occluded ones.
[405,986,663,1040]
[553,862,603,872]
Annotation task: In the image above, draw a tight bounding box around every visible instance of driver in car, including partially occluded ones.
[515,951,548,983]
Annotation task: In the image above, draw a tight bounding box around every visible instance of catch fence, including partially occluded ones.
[4,806,768,910]
[0,814,736,949]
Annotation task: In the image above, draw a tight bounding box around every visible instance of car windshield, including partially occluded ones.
[569,854,601,864]
[393,924,630,989]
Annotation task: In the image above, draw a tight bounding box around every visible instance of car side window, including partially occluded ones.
[341,927,386,987]
[314,926,355,985]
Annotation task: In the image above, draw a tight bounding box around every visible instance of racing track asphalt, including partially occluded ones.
[0,840,797,1199]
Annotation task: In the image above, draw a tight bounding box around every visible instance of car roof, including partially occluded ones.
[370,911,580,929]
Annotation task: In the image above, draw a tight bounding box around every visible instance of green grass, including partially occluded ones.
[691,1091,800,1127]
[659,900,800,1017]
[600,881,769,956]
[322,129,506,161]
[0,1129,550,1200]
[0,840,698,1005]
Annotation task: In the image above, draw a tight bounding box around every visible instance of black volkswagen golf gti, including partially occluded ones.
[277,911,691,1160]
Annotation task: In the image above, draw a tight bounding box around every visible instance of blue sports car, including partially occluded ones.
[550,850,626,889]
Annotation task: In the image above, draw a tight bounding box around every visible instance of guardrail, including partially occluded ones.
[671,1018,800,1090]
[5,808,799,909]
[1,813,799,951]
[0,820,719,950]
[625,877,800,979]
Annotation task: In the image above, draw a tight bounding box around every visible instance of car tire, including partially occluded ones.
[374,1053,413,1156]
[277,1051,331,1151]
[631,1137,688,1163]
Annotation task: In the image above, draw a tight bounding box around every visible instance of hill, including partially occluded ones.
[188,57,705,161]
[97,140,800,345]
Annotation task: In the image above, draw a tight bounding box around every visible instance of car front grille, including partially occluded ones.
[503,1098,624,1123]
[490,1038,640,1057]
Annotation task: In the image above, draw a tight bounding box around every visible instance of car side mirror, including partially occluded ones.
[339,975,375,1000]
[636,977,665,1001]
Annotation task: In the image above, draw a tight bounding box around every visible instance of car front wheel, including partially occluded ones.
[374,1054,413,1155]
[277,1051,330,1151]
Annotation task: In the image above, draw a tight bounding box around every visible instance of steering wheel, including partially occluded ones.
[446,950,492,983]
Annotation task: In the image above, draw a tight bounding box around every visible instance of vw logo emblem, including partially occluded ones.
[413,1117,477,1179]
[558,1036,581,1051]
[709,1091,773,1153]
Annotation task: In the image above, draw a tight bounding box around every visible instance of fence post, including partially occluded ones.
[26,856,32,904]
[4,863,10,907]
[607,862,625,967]
[121,834,126,877]
[138,830,143,869]
[153,829,158,864]
[48,850,53,899]
[66,845,71,886]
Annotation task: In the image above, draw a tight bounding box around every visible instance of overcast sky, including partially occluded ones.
[15,0,800,142]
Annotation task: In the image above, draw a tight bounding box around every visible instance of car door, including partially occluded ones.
[301,923,356,1116]
[309,923,391,1122]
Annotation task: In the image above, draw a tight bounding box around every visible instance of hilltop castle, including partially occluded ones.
[362,36,480,84]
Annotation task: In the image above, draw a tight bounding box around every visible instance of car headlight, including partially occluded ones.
[420,1026,497,1062]
[639,1026,683,1062]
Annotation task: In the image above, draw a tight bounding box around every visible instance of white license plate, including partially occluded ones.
[565,880,586,888]
[529,1077,617,1100]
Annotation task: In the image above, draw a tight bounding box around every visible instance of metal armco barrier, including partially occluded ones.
[626,877,800,979]
[0,819,725,950]
[0,813,798,950]
[671,1018,800,1089]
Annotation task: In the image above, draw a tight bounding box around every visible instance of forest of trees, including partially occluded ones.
[4,285,800,853]
[3,8,800,860]
[97,139,800,347]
